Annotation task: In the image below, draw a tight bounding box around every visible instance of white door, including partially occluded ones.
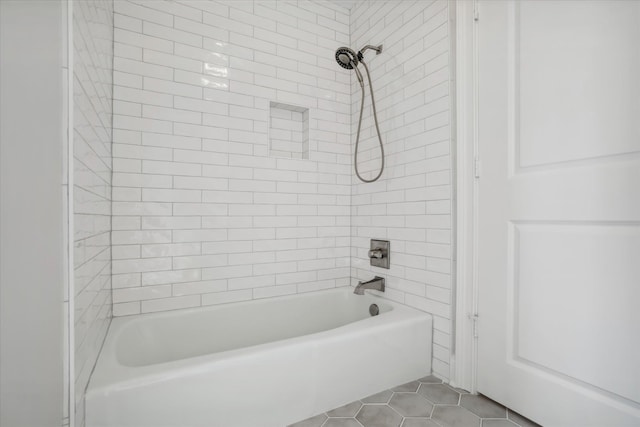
[476,1,640,426]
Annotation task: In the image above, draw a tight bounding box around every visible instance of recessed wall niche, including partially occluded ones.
[269,102,309,159]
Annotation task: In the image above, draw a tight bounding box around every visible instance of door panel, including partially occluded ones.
[477,1,640,425]
[517,1,640,168]
[515,223,640,402]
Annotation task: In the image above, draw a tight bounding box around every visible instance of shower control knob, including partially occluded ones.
[369,239,390,269]
[368,249,383,259]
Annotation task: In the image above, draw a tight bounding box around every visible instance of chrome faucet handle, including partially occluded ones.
[368,249,383,259]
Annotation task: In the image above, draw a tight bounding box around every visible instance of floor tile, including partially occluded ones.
[418,375,443,384]
[389,392,433,417]
[289,376,544,427]
[391,381,421,392]
[507,410,542,427]
[324,419,363,427]
[402,419,441,427]
[327,401,362,417]
[417,383,461,405]
[288,413,327,427]
[355,404,403,427]
[460,394,507,418]
[432,405,481,427]
[482,420,519,427]
[360,390,393,404]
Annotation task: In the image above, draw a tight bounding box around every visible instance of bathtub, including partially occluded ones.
[85,287,432,427]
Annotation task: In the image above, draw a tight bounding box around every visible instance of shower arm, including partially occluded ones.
[358,45,383,60]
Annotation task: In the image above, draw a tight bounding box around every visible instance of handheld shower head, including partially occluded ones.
[334,43,386,183]
[335,47,364,87]
[335,47,358,69]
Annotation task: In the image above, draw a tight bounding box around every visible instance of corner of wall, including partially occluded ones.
[348,0,455,382]
[71,0,115,425]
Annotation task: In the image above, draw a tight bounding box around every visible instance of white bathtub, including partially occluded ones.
[86,287,432,427]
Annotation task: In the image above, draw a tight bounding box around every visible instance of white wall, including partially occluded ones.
[110,0,352,315]
[349,0,454,381]
[72,1,114,425]
[0,1,65,425]
[110,0,454,381]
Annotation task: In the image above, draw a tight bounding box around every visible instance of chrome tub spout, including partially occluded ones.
[354,276,385,295]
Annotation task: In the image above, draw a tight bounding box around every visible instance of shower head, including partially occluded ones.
[335,44,385,183]
[335,47,358,69]
[335,46,364,87]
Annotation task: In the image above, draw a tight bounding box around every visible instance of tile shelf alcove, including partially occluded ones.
[269,101,310,160]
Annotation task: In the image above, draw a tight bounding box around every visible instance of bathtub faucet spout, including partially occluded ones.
[354,276,385,295]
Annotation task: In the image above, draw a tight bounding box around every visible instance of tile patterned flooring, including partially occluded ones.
[289,376,541,427]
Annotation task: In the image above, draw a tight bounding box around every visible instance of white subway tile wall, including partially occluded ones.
[111,0,352,317]
[111,0,454,382]
[73,0,114,425]
[349,0,454,381]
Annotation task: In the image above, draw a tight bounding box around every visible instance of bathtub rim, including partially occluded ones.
[88,287,432,392]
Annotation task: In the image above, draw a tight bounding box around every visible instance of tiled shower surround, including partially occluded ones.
[349,0,454,380]
[111,0,453,381]
[72,0,114,425]
[111,0,353,315]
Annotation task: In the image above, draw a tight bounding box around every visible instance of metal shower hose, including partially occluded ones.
[354,60,385,183]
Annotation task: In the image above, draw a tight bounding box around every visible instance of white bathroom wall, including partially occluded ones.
[0,1,65,425]
[110,0,454,381]
[73,0,114,425]
[349,0,454,380]
[110,1,352,315]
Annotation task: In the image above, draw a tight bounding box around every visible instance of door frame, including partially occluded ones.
[451,0,479,394]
